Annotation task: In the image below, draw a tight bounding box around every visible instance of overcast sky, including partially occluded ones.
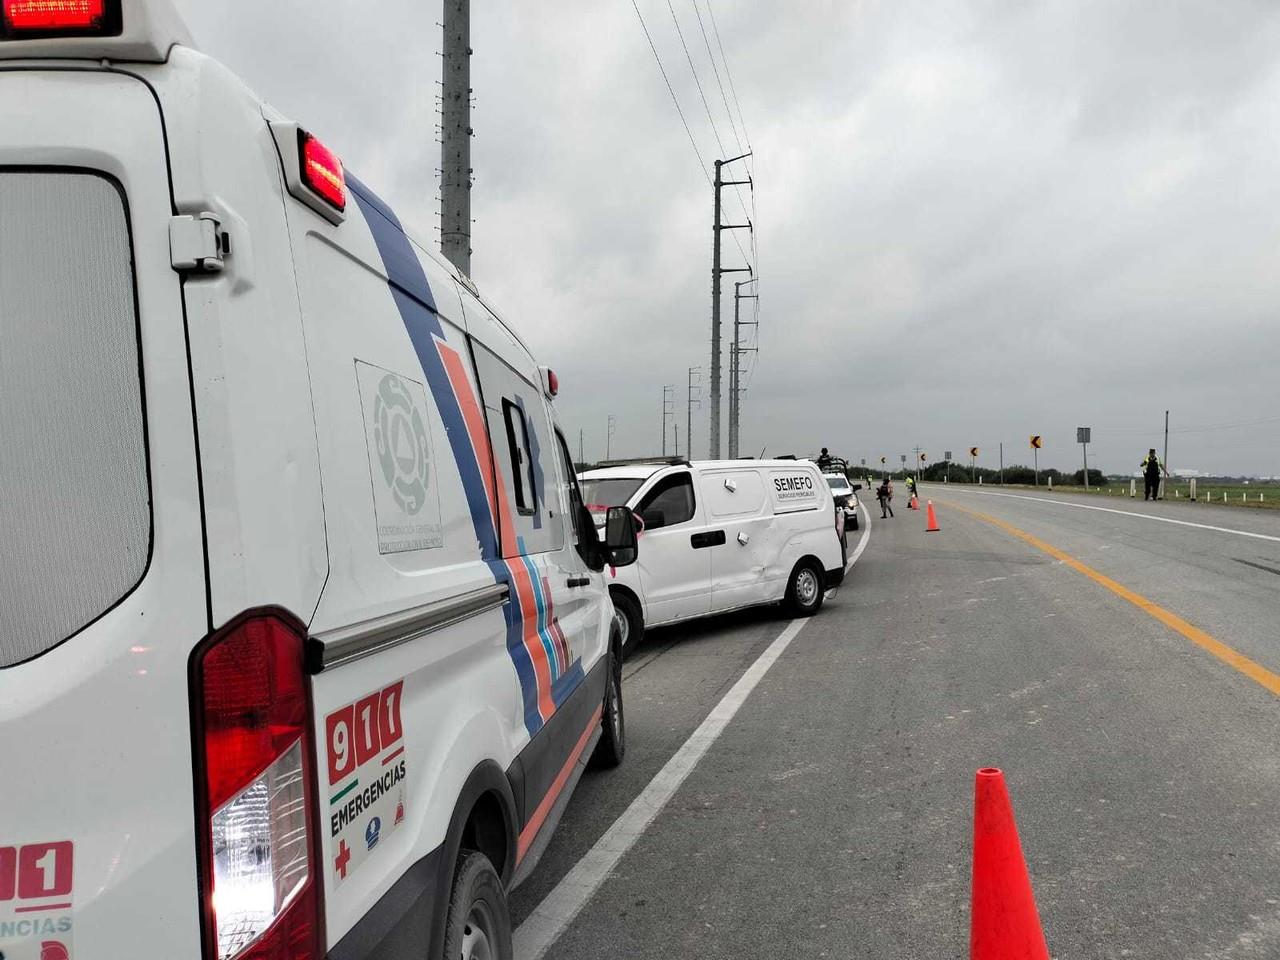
[174,1,1280,477]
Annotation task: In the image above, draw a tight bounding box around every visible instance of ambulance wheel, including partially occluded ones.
[591,646,626,769]
[442,850,512,960]
[611,591,644,658]
[785,560,825,617]
[850,512,860,531]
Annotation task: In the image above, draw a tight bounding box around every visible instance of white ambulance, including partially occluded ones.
[0,3,639,959]
[579,459,846,653]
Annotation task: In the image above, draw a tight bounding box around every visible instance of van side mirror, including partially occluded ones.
[604,506,639,568]
[851,483,863,491]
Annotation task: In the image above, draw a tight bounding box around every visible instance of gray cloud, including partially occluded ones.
[174,0,1280,476]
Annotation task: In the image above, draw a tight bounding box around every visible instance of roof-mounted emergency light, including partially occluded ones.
[269,120,347,226]
[1,0,120,37]
[540,366,559,400]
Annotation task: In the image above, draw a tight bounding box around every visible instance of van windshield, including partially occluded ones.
[0,171,149,668]
[580,477,645,516]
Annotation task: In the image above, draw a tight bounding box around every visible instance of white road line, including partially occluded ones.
[943,487,1280,545]
[845,501,873,572]
[514,505,874,959]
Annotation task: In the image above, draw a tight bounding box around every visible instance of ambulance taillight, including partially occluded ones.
[1,0,120,36]
[191,611,323,960]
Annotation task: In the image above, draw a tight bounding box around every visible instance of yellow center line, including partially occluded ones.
[942,500,1280,698]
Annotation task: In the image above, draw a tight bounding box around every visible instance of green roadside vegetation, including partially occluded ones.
[845,462,1280,511]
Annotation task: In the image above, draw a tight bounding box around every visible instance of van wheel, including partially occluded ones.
[611,591,644,658]
[442,851,512,960]
[850,513,860,531]
[590,650,625,769]
[785,561,825,617]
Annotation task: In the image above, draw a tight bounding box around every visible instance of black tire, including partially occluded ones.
[785,560,825,617]
[849,512,859,531]
[590,646,625,769]
[610,591,644,658]
[441,850,512,960]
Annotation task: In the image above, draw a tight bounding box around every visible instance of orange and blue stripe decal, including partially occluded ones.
[350,175,580,735]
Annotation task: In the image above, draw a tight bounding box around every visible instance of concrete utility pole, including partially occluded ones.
[579,427,584,466]
[441,0,472,276]
[606,415,616,460]
[687,366,701,462]
[710,153,752,458]
[662,385,675,456]
[729,278,758,458]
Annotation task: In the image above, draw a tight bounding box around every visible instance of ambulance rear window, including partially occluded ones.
[0,170,149,668]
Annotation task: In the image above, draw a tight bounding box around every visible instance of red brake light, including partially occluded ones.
[192,611,323,960]
[547,369,559,397]
[300,132,345,212]
[2,0,111,33]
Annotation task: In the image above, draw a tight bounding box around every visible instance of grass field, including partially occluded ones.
[938,480,1280,510]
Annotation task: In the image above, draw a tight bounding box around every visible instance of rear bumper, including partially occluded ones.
[825,564,846,588]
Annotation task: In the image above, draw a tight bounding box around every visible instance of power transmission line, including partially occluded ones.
[629,0,711,184]
[630,0,751,268]
[663,0,753,267]
[690,0,742,154]
[666,0,728,159]
[705,0,751,150]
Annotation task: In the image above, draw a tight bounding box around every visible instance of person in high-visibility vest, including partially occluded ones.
[1141,448,1165,501]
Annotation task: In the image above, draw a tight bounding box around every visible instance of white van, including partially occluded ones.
[579,459,846,652]
[0,4,638,959]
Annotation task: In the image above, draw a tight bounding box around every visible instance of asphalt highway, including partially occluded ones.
[510,487,1280,959]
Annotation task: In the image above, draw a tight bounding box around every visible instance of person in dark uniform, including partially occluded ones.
[816,447,833,471]
[876,478,894,518]
[1141,448,1164,500]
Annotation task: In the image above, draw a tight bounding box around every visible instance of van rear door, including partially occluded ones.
[0,69,206,958]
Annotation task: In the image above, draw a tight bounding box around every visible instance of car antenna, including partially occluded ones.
[758,445,767,458]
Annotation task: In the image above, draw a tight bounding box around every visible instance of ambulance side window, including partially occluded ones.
[503,399,537,516]
[470,339,564,557]
[554,429,588,547]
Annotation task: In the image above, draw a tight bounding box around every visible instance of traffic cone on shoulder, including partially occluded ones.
[926,500,940,532]
[909,495,919,510]
[970,768,1049,960]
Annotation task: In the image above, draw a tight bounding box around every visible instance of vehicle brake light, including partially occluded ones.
[2,0,112,34]
[192,611,322,960]
[300,132,345,212]
[542,366,559,398]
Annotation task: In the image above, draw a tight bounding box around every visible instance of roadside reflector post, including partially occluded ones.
[1130,478,1136,498]
[1190,478,1197,501]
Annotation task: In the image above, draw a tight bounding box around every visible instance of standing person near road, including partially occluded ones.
[904,474,916,502]
[1141,448,1165,500]
[877,478,894,518]
[816,447,833,471]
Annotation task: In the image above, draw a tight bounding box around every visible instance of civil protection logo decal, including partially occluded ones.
[373,373,431,515]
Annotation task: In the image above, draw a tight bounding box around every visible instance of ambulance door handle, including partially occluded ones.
[566,576,592,588]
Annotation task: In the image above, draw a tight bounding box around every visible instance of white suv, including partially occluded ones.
[824,473,862,532]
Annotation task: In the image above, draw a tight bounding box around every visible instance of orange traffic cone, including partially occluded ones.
[909,495,919,510]
[926,500,940,532]
[970,768,1049,960]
